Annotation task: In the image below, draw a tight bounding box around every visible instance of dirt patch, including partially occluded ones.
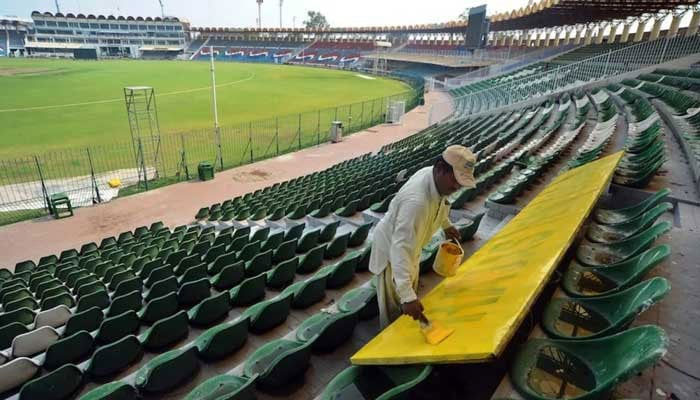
[231,169,272,182]
[0,67,65,77]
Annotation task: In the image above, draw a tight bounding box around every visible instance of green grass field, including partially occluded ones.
[0,58,409,158]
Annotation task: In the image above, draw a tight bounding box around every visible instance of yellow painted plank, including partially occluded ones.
[351,152,623,365]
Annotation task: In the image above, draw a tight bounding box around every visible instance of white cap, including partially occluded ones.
[442,145,476,189]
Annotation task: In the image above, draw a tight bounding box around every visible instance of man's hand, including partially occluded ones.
[401,300,425,321]
[444,226,460,243]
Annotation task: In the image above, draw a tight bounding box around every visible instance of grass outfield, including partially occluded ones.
[0,58,409,158]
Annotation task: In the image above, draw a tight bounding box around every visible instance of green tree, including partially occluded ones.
[304,11,330,29]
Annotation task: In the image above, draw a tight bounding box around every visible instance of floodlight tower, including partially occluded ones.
[257,0,263,29]
[158,0,166,18]
[55,0,61,13]
[279,0,283,28]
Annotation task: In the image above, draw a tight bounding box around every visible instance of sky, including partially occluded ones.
[0,0,531,28]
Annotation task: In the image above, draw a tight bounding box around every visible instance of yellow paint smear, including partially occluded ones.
[351,152,623,365]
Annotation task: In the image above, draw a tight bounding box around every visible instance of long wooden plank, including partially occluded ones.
[351,152,623,365]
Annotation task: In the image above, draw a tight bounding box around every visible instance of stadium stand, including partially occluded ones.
[4,3,700,400]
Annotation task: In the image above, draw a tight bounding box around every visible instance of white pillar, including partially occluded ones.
[668,11,685,38]
[650,16,664,41]
[634,17,649,42]
[620,22,632,43]
[574,26,584,45]
[688,8,700,36]
[553,28,562,47]
[607,22,620,44]
[584,25,594,45]
[520,30,529,46]
[595,22,607,44]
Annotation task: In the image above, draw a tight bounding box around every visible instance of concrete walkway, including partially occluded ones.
[0,91,454,268]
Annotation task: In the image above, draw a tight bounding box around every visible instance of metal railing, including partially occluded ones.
[0,80,422,226]
[448,34,700,116]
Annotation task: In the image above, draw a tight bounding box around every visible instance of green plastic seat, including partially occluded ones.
[339,286,378,320]
[310,202,332,218]
[113,277,142,298]
[211,260,245,290]
[316,253,359,289]
[298,245,326,273]
[79,381,137,400]
[563,244,670,297]
[75,280,106,299]
[0,322,28,349]
[64,306,103,336]
[261,231,284,253]
[184,374,257,400]
[370,193,395,213]
[284,223,306,242]
[208,251,237,275]
[245,250,273,277]
[18,364,83,400]
[145,276,178,302]
[243,338,313,388]
[241,292,294,333]
[188,291,232,327]
[14,260,36,275]
[107,290,142,317]
[319,221,341,244]
[203,243,228,265]
[281,273,327,309]
[194,316,250,361]
[297,229,321,254]
[576,222,671,267]
[43,330,94,370]
[266,257,299,289]
[40,291,74,311]
[543,277,670,340]
[296,309,359,351]
[144,265,175,288]
[140,310,189,350]
[179,263,208,286]
[95,310,140,344]
[348,222,372,247]
[321,364,433,400]
[336,199,360,217]
[229,273,267,307]
[593,188,670,225]
[175,254,202,275]
[510,325,667,400]
[586,203,671,243]
[273,239,297,264]
[458,213,484,241]
[325,233,350,259]
[177,277,211,306]
[86,335,143,377]
[76,290,110,312]
[135,347,200,393]
[138,292,179,324]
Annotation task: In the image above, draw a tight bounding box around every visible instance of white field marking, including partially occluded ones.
[0,70,256,113]
[355,74,376,80]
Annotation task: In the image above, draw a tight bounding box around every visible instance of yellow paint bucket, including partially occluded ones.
[108,178,121,188]
[433,240,463,277]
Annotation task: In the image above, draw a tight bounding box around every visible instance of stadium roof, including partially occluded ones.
[490,0,700,31]
[192,21,467,35]
[30,11,180,23]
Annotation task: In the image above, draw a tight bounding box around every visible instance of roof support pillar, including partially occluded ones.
[607,22,620,43]
[595,22,607,44]
[668,9,686,38]
[650,15,664,41]
[584,25,594,45]
[688,6,700,36]
[620,21,632,43]
[563,26,574,45]
[633,16,649,42]
[520,30,528,46]
[574,25,584,45]
[553,28,562,47]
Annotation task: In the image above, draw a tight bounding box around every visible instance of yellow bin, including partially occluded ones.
[433,240,463,277]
